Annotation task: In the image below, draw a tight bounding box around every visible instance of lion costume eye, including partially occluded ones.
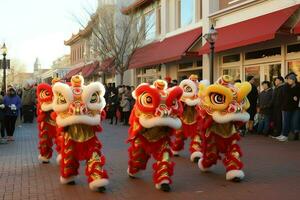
[57,93,67,104]
[90,92,100,103]
[40,90,50,99]
[210,93,225,105]
[140,93,153,107]
[183,85,193,93]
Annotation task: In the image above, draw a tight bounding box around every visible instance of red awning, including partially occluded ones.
[293,20,300,34]
[81,61,99,77]
[100,58,114,71]
[64,67,83,80]
[129,28,202,69]
[199,5,299,54]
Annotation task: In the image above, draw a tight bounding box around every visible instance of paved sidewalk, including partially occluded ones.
[0,121,300,200]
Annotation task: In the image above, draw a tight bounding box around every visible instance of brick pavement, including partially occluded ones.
[0,121,300,200]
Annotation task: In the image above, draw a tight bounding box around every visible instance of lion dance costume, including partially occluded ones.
[37,80,61,164]
[171,75,203,162]
[127,80,183,192]
[197,75,251,181]
[52,75,109,192]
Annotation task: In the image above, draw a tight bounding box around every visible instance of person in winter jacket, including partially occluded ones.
[246,76,258,134]
[3,87,21,141]
[276,72,300,142]
[257,81,273,136]
[22,82,36,123]
[271,76,285,136]
[107,90,119,125]
[120,94,130,125]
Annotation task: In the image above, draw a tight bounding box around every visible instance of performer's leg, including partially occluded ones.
[198,134,218,171]
[127,137,150,178]
[153,140,174,192]
[189,133,202,163]
[60,134,79,184]
[38,128,53,163]
[171,129,186,156]
[223,141,244,182]
[86,138,109,192]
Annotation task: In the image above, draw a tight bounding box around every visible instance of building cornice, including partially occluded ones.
[121,0,157,15]
[64,14,98,46]
[209,0,268,19]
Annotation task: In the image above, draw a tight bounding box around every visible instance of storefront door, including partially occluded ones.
[245,63,281,85]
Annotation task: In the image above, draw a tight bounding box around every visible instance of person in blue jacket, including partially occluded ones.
[3,86,21,141]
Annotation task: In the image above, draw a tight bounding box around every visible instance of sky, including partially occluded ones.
[0,0,97,72]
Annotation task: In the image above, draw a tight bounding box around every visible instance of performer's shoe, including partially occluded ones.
[226,170,245,182]
[155,180,171,192]
[127,168,143,179]
[89,178,109,192]
[198,158,215,172]
[60,176,76,185]
[56,154,62,165]
[38,155,50,164]
[190,152,203,163]
[171,150,180,157]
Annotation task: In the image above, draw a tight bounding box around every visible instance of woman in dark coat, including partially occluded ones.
[271,76,285,136]
[246,76,258,133]
[107,90,119,125]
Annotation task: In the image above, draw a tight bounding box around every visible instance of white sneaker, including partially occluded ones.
[275,135,284,139]
[278,136,288,142]
[0,138,7,144]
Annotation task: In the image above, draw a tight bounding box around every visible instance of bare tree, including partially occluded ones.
[79,1,154,84]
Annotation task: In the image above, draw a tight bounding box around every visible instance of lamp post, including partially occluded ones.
[1,43,8,92]
[203,25,218,83]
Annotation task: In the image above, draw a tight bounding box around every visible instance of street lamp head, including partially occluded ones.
[203,25,218,44]
[1,43,7,56]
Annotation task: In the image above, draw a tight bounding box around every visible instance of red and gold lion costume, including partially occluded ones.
[52,75,108,192]
[127,80,183,192]
[171,75,205,162]
[197,75,251,182]
[37,81,61,164]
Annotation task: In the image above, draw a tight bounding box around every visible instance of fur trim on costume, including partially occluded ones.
[190,151,202,162]
[171,150,179,156]
[60,176,76,184]
[139,115,182,129]
[212,112,250,124]
[41,103,53,112]
[226,170,245,181]
[56,154,62,165]
[52,82,73,112]
[155,179,170,189]
[198,158,215,172]
[38,155,50,163]
[56,114,101,127]
[82,82,106,111]
[89,178,109,191]
[127,168,143,178]
[184,98,200,106]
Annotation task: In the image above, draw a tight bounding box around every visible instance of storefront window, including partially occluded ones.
[222,54,240,64]
[245,47,281,60]
[178,62,193,70]
[222,68,240,81]
[145,10,156,40]
[288,60,300,81]
[263,63,281,82]
[287,43,300,53]
[245,66,260,85]
[178,0,194,28]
